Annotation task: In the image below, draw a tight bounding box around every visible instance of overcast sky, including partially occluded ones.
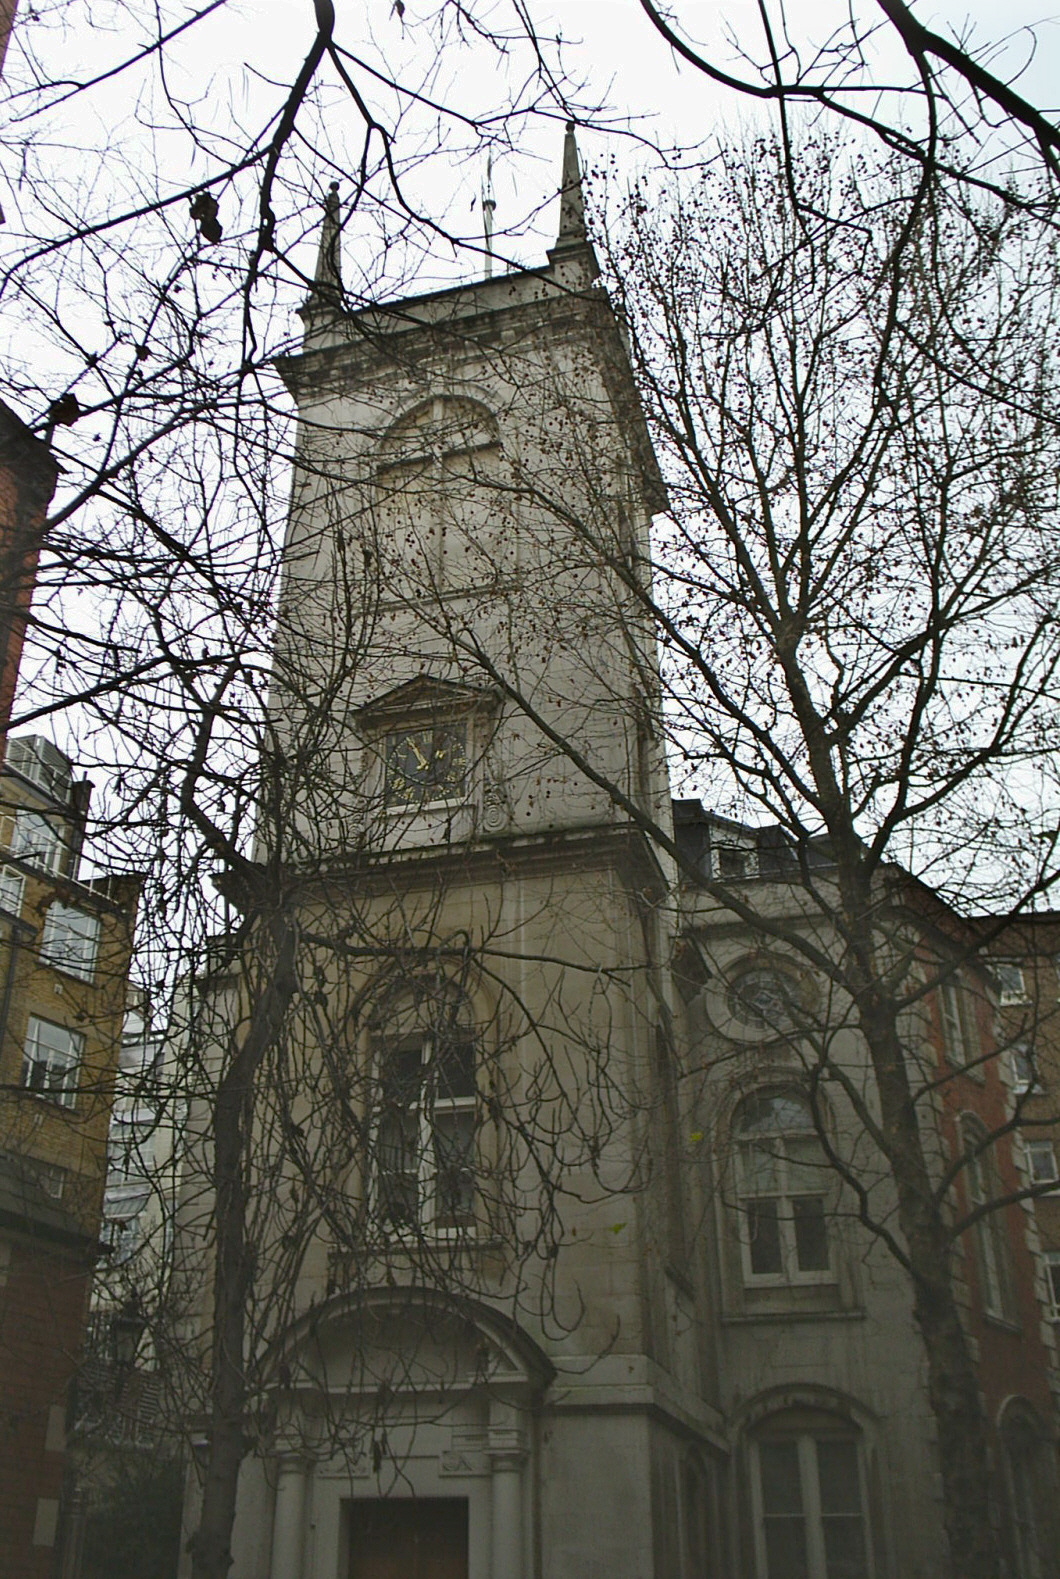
[7,0,1060,278]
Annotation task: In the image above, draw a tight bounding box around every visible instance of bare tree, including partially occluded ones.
[404,136,1060,1578]
[626,0,1060,209]
[57,385,669,1579]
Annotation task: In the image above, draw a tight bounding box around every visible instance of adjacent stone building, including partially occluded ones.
[674,801,1059,1578]
[176,133,1059,1579]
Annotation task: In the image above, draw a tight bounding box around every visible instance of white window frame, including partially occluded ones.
[102,1208,144,1265]
[750,1430,873,1579]
[1009,1045,1039,1094]
[0,865,25,916]
[939,978,970,1063]
[735,1094,834,1288]
[4,736,72,801]
[33,1161,67,1200]
[963,1120,1014,1321]
[22,1017,84,1108]
[106,1109,157,1184]
[40,903,100,981]
[996,962,1029,1006]
[8,809,65,874]
[1043,1252,1060,1322]
[373,1029,477,1238]
[1025,1139,1059,1192]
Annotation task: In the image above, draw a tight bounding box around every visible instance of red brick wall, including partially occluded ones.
[0,405,57,738]
[928,974,1057,1429]
[0,1232,90,1579]
[0,1,18,80]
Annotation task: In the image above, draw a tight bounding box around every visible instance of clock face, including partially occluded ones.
[385,724,468,805]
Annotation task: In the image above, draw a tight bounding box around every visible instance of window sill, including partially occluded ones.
[742,1272,837,1289]
[722,1307,865,1325]
[41,961,96,985]
[982,1311,1022,1335]
[383,796,468,818]
[941,1056,986,1085]
[22,1087,77,1112]
[366,1226,488,1247]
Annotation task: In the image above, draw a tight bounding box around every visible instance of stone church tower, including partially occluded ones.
[178,130,1058,1579]
[207,131,721,1579]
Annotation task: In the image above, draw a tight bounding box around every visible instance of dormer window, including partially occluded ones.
[713,840,758,881]
[4,736,73,803]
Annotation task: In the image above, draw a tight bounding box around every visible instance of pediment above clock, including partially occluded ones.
[354,675,499,730]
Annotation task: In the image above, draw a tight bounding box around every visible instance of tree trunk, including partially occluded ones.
[852,918,1001,1579]
[188,912,299,1579]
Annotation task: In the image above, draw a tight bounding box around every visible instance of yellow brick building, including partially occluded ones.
[0,733,139,1579]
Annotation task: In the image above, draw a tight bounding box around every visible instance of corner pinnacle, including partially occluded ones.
[555,122,588,250]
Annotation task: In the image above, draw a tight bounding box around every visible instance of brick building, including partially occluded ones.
[0,402,57,736]
[919,904,1060,1577]
[974,916,1060,1313]
[0,736,139,1579]
[0,0,19,79]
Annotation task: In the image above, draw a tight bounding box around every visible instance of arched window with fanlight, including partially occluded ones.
[370,980,478,1236]
[749,1407,873,1579]
[735,1092,833,1285]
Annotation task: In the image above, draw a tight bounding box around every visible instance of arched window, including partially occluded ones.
[371,981,477,1235]
[1000,1401,1057,1579]
[735,1092,831,1284]
[374,397,508,595]
[960,1116,1014,1321]
[750,1408,871,1579]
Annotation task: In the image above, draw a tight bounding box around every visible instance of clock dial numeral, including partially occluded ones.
[385,725,468,804]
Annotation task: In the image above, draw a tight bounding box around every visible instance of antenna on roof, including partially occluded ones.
[482,152,496,279]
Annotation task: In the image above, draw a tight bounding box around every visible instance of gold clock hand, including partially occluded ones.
[407,736,430,771]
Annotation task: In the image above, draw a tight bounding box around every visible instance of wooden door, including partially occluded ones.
[348,1498,469,1579]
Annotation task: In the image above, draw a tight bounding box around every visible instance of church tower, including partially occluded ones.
[212,132,722,1579]
[174,121,1060,1579]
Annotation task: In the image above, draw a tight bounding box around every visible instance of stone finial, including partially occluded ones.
[555,122,588,251]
